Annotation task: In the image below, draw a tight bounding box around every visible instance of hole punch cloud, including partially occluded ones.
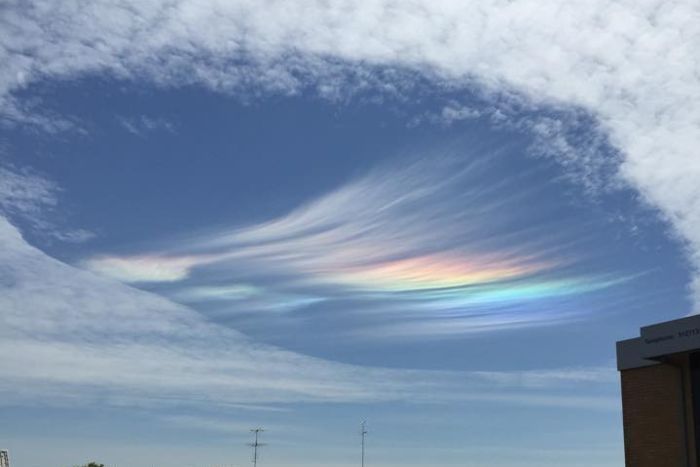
[2,0,698,304]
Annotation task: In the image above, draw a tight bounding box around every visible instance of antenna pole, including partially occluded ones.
[249,428,265,467]
[361,421,368,467]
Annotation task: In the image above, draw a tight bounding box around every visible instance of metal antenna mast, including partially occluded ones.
[248,428,266,467]
[361,421,368,467]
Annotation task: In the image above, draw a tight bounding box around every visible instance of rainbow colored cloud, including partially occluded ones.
[83,154,630,334]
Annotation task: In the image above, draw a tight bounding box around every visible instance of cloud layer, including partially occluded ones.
[0,210,617,410]
[0,214,424,407]
[2,0,699,303]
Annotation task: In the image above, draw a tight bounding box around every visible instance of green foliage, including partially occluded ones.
[77,462,105,467]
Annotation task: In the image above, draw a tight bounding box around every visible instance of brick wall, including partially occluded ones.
[621,361,693,467]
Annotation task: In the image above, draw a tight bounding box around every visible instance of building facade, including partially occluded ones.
[0,450,9,467]
[617,315,700,467]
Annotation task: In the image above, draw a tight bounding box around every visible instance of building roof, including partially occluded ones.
[617,314,700,370]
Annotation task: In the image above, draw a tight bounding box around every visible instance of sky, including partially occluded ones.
[1,1,699,466]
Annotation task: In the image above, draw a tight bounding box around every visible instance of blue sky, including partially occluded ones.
[1,2,699,467]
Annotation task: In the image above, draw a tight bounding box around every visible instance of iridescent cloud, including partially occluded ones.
[328,254,552,291]
[83,153,630,334]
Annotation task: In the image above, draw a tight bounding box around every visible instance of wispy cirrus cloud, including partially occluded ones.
[0,162,95,243]
[0,154,618,411]
[84,153,630,335]
[117,115,175,136]
[0,215,425,407]
[0,212,617,411]
[0,164,59,215]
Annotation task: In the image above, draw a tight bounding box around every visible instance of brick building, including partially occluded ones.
[617,315,700,467]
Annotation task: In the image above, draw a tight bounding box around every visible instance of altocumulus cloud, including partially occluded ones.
[1,0,699,304]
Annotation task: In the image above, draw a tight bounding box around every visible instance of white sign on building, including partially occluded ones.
[640,314,700,358]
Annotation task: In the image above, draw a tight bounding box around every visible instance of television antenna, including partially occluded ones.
[361,421,368,467]
[248,428,266,467]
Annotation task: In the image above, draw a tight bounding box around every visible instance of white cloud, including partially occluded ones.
[472,366,618,389]
[0,0,696,411]
[83,253,214,282]
[0,164,58,215]
[0,95,83,133]
[1,0,698,304]
[118,115,175,136]
[173,284,325,314]
[159,414,281,434]
[0,215,429,407]
[176,284,263,300]
[438,103,483,125]
[81,154,630,336]
[0,162,94,242]
[0,207,615,410]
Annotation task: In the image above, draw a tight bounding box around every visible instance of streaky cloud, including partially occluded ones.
[0,215,433,407]
[85,152,630,335]
[0,213,617,411]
